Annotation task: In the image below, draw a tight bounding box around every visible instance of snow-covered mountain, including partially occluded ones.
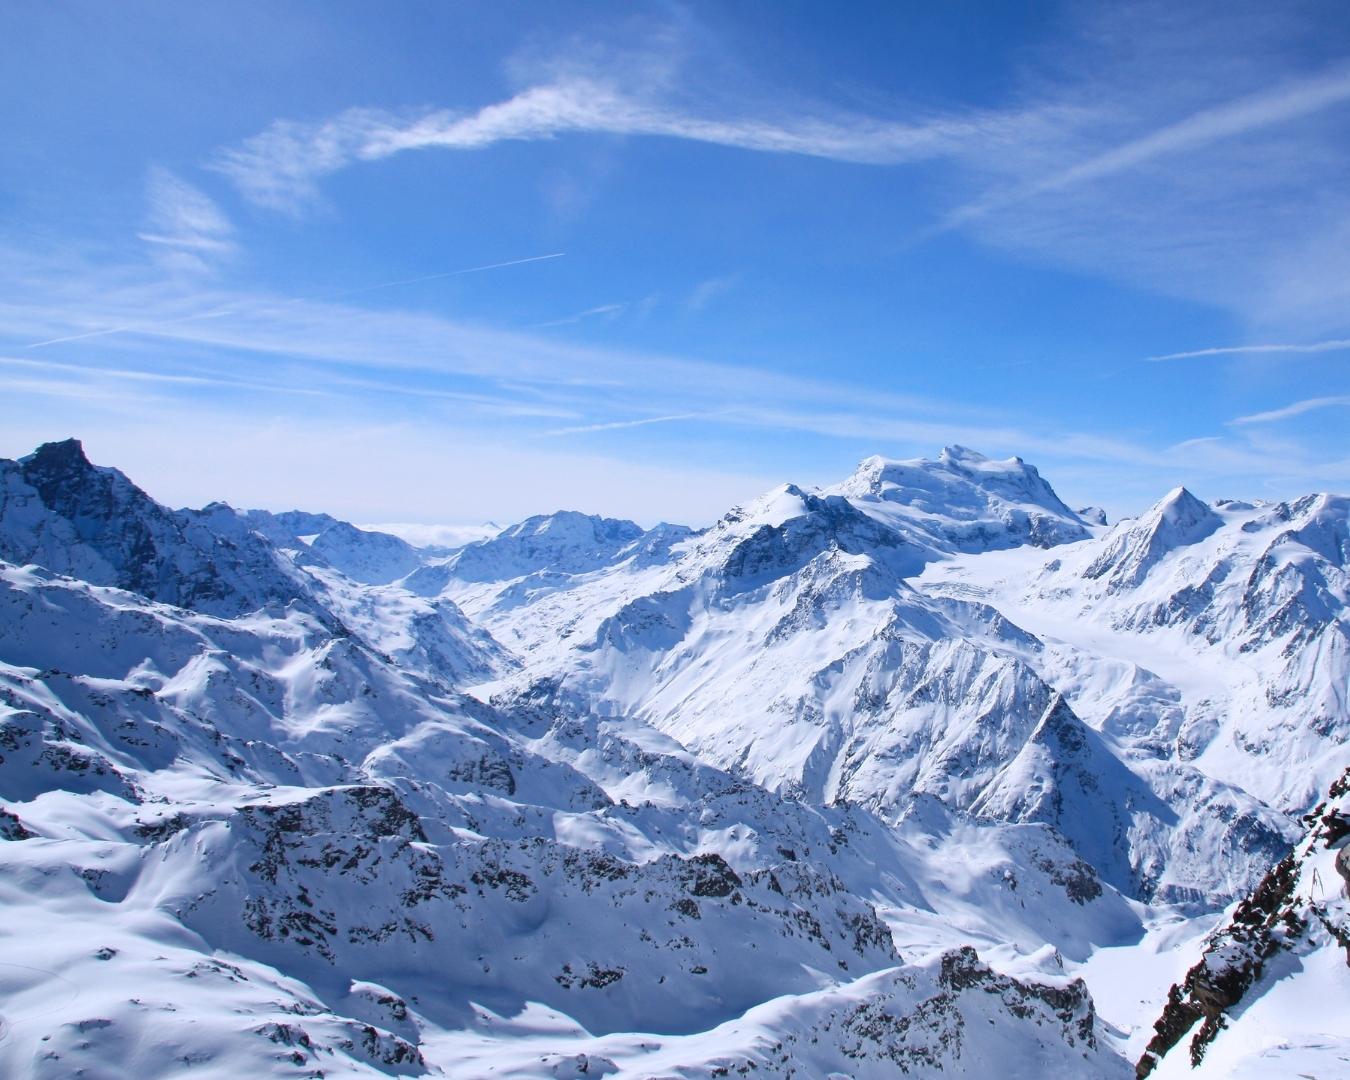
[918,484,1350,813]
[436,454,1295,907]
[1,439,1344,1078]
[829,445,1093,553]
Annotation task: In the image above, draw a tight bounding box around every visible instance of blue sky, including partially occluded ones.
[4,1,1350,526]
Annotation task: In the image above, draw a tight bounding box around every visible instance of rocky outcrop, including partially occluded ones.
[1136,765,1350,1077]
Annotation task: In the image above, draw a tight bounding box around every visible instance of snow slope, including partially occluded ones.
[0,489,1134,1074]
[917,486,1350,812]
[0,560,1130,1077]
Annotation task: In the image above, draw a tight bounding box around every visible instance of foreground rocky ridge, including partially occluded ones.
[1,439,1345,1077]
[1136,766,1350,1078]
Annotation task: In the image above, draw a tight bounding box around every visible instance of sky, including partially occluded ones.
[4,1,1350,528]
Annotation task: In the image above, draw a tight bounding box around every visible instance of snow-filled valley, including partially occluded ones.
[0,438,1346,1078]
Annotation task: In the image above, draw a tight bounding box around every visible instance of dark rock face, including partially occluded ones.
[715,489,918,594]
[158,778,902,1038]
[1137,765,1350,1077]
[826,946,1099,1074]
[939,946,1097,1046]
[682,853,743,897]
[0,440,307,616]
[1136,848,1301,1076]
[0,805,34,840]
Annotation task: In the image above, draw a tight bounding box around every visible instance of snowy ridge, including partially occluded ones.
[246,510,426,585]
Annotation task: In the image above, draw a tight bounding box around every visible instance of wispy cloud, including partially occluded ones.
[1148,339,1350,362]
[5,260,1348,519]
[4,268,957,422]
[0,355,327,397]
[1230,395,1350,425]
[942,66,1350,230]
[2,260,1151,465]
[905,3,1350,336]
[138,166,237,273]
[0,261,1317,485]
[321,253,565,302]
[686,275,738,312]
[25,306,237,350]
[204,12,1350,347]
[212,75,1063,213]
[24,253,564,349]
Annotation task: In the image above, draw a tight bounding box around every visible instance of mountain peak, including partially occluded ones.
[446,509,647,582]
[18,438,129,518]
[1,439,309,616]
[831,448,1088,553]
[505,509,643,541]
[1135,486,1222,545]
[1153,485,1213,524]
[1083,485,1221,588]
[844,448,1059,498]
[21,437,95,475]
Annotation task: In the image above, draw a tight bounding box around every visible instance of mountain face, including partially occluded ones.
[1083,487,1222,592]
[244,510,427,585]
[932,485,1350,814]
[440,510,651,582]
[0,439,309,617]
[1,439,1344,1078]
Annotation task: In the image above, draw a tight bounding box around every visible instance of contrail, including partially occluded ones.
[320,252,565,301]
[541,413,703,437]
[25,252,565,349]
[24,307,236,349]
[1146,338,1350,361]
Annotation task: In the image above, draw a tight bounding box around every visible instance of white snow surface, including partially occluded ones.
[1,439,1346,1078]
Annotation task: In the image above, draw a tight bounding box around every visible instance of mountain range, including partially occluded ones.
[0,438,1345,1078]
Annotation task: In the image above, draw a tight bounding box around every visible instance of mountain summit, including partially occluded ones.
[1084,485,1222,590]
[829,446,1091,553]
